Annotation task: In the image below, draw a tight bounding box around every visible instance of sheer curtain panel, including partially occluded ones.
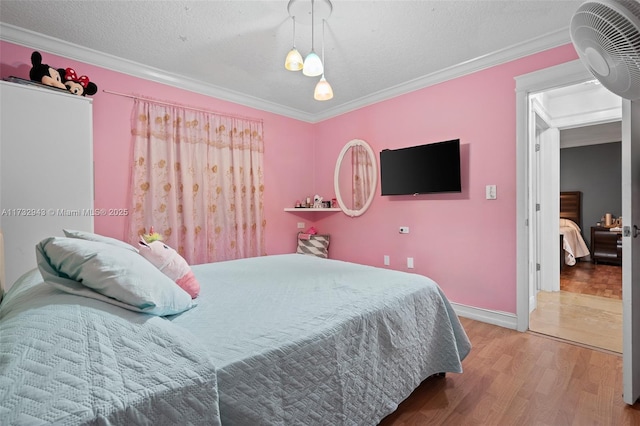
[128,100,265,264]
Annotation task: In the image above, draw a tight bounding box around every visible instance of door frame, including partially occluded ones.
[515,59,593,332]
[531,100,561,295]
[621,99,640,404]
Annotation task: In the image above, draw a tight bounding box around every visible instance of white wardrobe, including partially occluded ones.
[0,80,94,291]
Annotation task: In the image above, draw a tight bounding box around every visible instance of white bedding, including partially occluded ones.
[560,218,590,266]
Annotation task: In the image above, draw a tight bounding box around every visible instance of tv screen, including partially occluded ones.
[380,139,461,195]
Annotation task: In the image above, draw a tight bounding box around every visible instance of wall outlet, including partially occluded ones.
[297,222,305,229]
[384,255,390,266]
[399,226,409,234]
[486,185,497,200]
[407,257,414,269]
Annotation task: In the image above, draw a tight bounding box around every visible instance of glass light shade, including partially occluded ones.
[314,75,333,101]
[284,48,303,71]
[302,51,323,76]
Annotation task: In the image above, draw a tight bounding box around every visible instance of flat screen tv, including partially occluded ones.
[380,139,461,195]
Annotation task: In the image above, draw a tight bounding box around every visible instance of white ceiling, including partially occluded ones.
[0,0,585,122]
[561,121,621,148]
[530,80,622,148]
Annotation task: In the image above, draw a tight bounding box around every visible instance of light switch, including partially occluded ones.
[486,185,497,200]
[407,257,414,269]
[384,255,390,266]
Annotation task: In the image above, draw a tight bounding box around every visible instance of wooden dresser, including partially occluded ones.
[590,226,622,265]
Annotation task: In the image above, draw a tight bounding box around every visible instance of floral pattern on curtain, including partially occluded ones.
[127,99,265,264]
[352,145,373,210]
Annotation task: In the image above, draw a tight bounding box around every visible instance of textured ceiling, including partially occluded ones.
[0,0,584,121]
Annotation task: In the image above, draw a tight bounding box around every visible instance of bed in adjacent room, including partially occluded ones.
[560,191,590,267]
[0,233,471,425]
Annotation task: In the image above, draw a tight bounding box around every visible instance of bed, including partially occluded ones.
[560,191,590,267]
[0,235,471,425]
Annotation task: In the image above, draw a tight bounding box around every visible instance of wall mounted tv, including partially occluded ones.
[380,139,461,196]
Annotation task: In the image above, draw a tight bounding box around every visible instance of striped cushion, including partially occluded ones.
[296,233,330,258]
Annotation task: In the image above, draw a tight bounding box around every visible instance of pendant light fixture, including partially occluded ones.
[284,0,333,98]
[302,0,323,77]
[284,16,303,71]
[314,19,333,101]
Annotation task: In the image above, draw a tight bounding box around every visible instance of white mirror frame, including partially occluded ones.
[333,139,377,217]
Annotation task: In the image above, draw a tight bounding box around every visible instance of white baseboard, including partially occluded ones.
[450,302,518,330]
[529,295,537,313]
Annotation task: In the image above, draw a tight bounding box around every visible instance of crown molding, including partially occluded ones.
[0,23,315,122]
[315,27,573,122]
[2,23,571,124]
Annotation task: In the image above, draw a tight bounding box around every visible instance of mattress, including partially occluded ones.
[173,254,471,425]
[0,269,221,426]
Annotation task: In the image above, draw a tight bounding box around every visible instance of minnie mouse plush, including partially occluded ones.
[58,67,98,96]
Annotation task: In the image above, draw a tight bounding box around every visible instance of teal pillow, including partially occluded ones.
[36,237,195,316]
[63,229,138,252]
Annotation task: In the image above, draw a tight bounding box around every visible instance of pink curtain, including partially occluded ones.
[127,100,265,264]
[352,145,373,210]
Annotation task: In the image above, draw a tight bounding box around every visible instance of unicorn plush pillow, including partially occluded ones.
[138,239,200,299]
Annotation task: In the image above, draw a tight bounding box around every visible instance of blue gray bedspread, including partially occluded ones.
[0,270,221,426]
[174,254,471,425]
[0,254,470,426]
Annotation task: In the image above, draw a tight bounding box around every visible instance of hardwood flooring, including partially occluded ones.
[529,261,622,352]
[380,318,640,426]
[561,261,622,299]
[529,291,622,353]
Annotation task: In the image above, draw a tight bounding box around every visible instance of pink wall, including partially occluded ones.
[312,44,578,313]
[0,41,315,257]
[1,40,578,314]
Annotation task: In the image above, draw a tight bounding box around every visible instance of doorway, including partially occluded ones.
[516,59,640,406]
[526,81,623,352]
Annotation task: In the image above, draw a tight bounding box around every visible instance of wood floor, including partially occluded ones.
[560,261,622,300]
[529,291,622,353]
[379,317,640,426]
[529,261,622,352]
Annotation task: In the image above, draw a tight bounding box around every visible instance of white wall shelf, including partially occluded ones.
[284,208,341,212]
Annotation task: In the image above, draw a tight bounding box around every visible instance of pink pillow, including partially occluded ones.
[138,239,200,298]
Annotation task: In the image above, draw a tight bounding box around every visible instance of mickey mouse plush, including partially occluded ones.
[58,67,98,96]
[29,51,66,90]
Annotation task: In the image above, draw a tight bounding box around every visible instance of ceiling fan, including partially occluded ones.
[570,0,640,100]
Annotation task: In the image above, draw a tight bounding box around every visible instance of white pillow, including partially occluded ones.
[63,229,138,252]
[37,237,195,316]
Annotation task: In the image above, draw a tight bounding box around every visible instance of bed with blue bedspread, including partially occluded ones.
[0,268,221,425]
[0,235,470,425]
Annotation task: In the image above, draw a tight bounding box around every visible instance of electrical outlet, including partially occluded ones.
[297,222,305,229]
[384,255,390,266]
[407,257,414,269]
[486,185,497,200]
[399,226,409,234]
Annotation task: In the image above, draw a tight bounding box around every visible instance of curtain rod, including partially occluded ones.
[102,89,263,124]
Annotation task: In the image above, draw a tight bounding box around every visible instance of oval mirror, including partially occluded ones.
[333,139,377,217]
